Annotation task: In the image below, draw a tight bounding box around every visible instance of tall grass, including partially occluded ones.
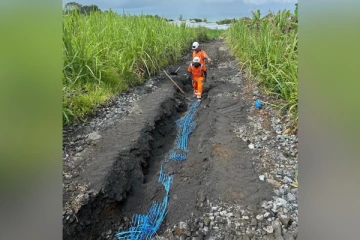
[225,6,298,122]
[63,10,210,125]
[204,29,226,39]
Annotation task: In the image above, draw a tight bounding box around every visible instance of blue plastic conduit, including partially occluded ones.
[115,100,200,240]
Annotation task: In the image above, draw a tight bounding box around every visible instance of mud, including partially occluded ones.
[62,39,276,240]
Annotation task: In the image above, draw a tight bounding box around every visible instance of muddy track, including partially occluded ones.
[63,39,298,240]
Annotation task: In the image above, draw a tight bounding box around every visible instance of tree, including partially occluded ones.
[81,4,101,14]
[203,18,207,23]
[64,1,82,13]
[64,1,101,15]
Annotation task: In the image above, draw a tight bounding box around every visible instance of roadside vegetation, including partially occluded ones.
[216,18,237,25]
[225,4,298,124]
[62,9,212,125]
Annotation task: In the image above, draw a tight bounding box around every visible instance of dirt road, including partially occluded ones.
[62,39,298,240]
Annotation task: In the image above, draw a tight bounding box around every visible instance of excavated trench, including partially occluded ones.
[63,78,193,240]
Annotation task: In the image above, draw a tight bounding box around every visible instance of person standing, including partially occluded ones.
[192,41,212,81]
[187,56,207,100]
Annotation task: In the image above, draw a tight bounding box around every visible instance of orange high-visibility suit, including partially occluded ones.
[187,62,207,98]
[192,49,210,80]
[192,50,209,66]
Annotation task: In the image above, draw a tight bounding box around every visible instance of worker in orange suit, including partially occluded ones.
[192,41,212,81]
[187,56,207,100]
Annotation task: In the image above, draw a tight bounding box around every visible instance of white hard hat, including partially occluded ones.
[193,57,200,63]
[192,42,200,49]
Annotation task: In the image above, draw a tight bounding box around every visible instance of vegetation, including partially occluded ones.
[64,2,101,15]
[216,18,237,25]
[190,18,203,22]
[206,29,226,39]
[225,4,298,123]
[62,10,211,125]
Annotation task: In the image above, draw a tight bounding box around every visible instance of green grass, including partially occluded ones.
[205,29,226,39]
[63,10,211,125]
[225,6,298,124]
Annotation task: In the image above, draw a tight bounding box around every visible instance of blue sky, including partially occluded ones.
[63,0,297,22]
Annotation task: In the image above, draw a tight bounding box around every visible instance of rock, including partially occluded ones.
[250,219,257,226]
[274,198,287,208]
[256,214,264,221]
[272,221,283,240]
[220,211,227,217]
[283,176,293,183]
[287,193,296,202]
[279,186,286,195]
[259,175,265,181]
[283,233,295,240]
[248,143,255,149]
[179,222,187,229]
[265,226,274,234]
[75,146,84,152]
[106,230,112,235]
[87,132,102,141]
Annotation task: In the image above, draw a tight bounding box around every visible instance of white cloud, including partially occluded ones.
[243,0,297,5]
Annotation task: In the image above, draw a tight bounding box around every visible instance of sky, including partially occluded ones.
[63,0,298,22]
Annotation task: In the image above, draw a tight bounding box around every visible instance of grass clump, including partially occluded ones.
[225,5,298,123]
[63,11,210,125]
